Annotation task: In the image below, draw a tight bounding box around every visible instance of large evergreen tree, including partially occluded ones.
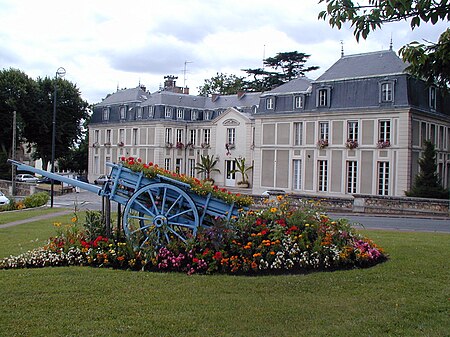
[406,140,449,199]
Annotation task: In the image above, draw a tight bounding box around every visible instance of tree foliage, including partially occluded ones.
[198,73,246,96]
[194,155,220,181]
[406,140,449,199]
[318,0,450,91]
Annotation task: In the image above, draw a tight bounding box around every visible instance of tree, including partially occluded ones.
[406,140,449,199]
[230,157,253,186]
[195,155,220,183]
[24,76,89,170]
[198,73,246,96]
[57,131,89,174]
[243,51,318,91]
[318,0,450,90]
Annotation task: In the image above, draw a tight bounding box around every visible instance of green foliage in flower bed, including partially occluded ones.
[0,197,386,274]
[0,191,49,212]
[119,156,253,208]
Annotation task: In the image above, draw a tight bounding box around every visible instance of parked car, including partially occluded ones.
[261,189,286,196]
[15,174,39,183]
[94,175,110,185]
[76,175,89,184]
[0,191,10,206]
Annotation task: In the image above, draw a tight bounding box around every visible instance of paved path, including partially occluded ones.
[0,209,73,229]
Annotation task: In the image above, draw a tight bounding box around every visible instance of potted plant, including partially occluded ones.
[201,142,210,149]
[317,139,329,149]
[345,139,358,149]
[117,141,124,147]
[176,141,184,149]
[377,140,391,149]
[231,157,253,188]
[165,142,173,149]
[195,154,220,184]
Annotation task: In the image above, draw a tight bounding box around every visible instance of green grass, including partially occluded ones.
[0,207,66,225]
[0,213,449,337]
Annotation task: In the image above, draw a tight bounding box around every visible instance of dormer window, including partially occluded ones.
[191,110,198,121]
[266,97,274,110]
[316,87,331,107]
[119,106,126,120]
[102,108,110,121]
[429,86,436,110]
[380,81,394,102]
[136,107,142,119]
[165,107,172,118]
[294,95,303,109]
[177,108,184,119]
[204,111,211,120]
[149,106,154,118]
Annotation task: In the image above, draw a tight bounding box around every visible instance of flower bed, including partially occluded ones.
[119,156,253,208]
[0,197,387,274]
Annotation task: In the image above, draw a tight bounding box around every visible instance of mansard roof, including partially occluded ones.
[316,49,407,82]
[261,76,312,96]
[204,92,260,109]
[98,86,149,106]
[141,91,207,108]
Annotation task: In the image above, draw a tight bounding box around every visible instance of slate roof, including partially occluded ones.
[261,76,312,96]
[316,49,407,82]
[98,87,149,106]
[204,92,261,109]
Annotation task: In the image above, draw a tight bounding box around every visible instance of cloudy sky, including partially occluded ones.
[0,0,446,104]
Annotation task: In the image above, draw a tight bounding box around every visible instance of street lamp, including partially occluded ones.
[50,67,66,208]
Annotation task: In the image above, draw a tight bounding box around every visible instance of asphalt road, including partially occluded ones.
[52,190,450,233]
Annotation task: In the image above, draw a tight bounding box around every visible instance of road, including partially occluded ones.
[52,190,450,233]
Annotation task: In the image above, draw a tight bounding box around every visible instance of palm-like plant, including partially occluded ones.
[231,157,253,186]
[195,155,221,182]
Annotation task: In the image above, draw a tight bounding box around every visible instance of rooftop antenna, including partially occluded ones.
[262,44,266,69]
[389,34,393,50]
[340,40,344,57]
[183,61,192,88]
[117,83,119,92]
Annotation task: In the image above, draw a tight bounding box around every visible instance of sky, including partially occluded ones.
[0,0,447,104]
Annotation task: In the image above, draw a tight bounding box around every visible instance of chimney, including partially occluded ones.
[183,87,189,95]
[164,75,178,89]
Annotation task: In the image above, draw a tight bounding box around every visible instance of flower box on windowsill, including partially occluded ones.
[176,142,184,149]
[117,142,124,147]
[345,140,358,149]
[377,140,391,149]
[185,143,195,149]
[165,142,173,149]
[317,139,329,149]
[201,143,210,149]
[104,142,111,147]
[92,142,100,148]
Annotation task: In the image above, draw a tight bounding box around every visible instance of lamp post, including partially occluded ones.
[50,67,66,208]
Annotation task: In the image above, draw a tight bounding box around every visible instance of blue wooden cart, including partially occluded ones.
[8,160,242,249]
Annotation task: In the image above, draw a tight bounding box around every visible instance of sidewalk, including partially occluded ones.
[0,209,73,229]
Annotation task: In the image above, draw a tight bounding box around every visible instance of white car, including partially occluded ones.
[16,174,39,183]
[0,191,10,206]
[261,189,286,196]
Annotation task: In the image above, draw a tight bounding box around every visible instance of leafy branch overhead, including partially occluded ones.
[318,0,450,91]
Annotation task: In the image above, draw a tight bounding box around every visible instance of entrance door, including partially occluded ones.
[225,160,236,187]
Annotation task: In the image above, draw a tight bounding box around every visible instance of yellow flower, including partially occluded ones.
[305,223,310,227]
[276,195,284,201]
[270,207,277,213]
[71,216,77,223]
[53,222,61,227]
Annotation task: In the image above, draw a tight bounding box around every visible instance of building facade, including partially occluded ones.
[88,50,450,197]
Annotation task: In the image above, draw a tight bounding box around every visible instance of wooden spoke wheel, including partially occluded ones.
[123,183,199,249]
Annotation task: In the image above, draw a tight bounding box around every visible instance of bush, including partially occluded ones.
[22,192,49,208]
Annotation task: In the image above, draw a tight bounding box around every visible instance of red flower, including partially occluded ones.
[193,257,199,263]
[120,156,126,161]
[202,248,210,256]
[213,251,223,260]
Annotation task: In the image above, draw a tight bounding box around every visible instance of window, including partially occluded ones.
[106,129,111,144]
[317,89,329,107]
[319,121,329,141]
[120,106,126,120]
[119,129,125,143]
[378,161,390,195]
[439,126,445,149]
[294,122,303,146]
[191,110,198,121]
[94,130,99,143]
[165,107,172,118]
[176,129,183,143]
[188,159,196,177]
[204,111,211,120]
[164,158,171,171]
[379,120,391,142]
[294,96,303,109]
[165,128,172,144]
[102,108,110,121]
[149,106,154,118]
[347,121,359,141]
[189,129,196,145]
[380,82,393,102]
[429,87,436,110]
[347,161,358,194]
[177,108,184,119]
[293,159,302,190]
[227,128,236,145]
[132,128,138,146]
[136,107,142,119]
[266,97,274,110]
[203,129,211,145]
[318,160,328,192]
[175,158,182,174]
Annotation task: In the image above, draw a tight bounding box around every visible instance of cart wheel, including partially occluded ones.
[123,183,200,249]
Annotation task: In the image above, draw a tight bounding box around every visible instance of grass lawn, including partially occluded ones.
[0,207,65,225]
[0,213,449,337]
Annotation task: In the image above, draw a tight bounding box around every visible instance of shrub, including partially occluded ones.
[22,192,50,208]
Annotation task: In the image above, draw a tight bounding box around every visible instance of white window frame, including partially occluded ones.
[379,120,391,142]
[119,129,125,143]
[347,161,358,194]
[136,107,142,119]
[294,122,303,146]
[189,129,196,145]
[164,158,171,171]
[318,160,328,192]
[227,128,236,145]
[188,159,196,177]
[347,121,359,141]
[102,108,110,121]
[317,89,329,107]
[191,110,198,121]
[119,106,126,120]
[266,97,274,110]
[380,81,394,102]
[175,158,182,174]
[176,129,183,144]
[177,108,184,119]
[429,86,437,110]
[378,161,390,195]
[94,130,99,143]
[294,95,303,109]
[165,107,172,118]
[132,128,138,146]
[106,129,111,144]
[149,106,154,118]
[165,128,172,144]
[319,121,329,141]
[293,159,302,190]
[203,129,211,145]
[204,111,211,120]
